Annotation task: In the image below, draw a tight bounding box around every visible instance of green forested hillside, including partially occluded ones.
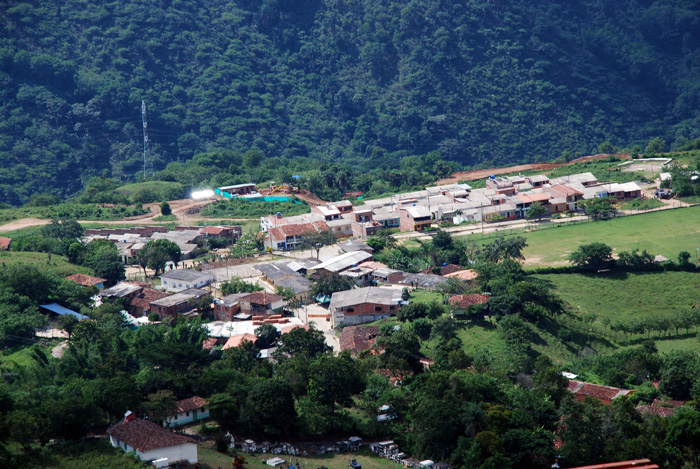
[2,0,700,204]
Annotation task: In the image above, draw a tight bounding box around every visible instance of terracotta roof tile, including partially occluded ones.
[131,288,171,309]
[0,236,11,250]
[444,270,478,280]
[65,273,107,287]
[567,380,636,403]
[439,264,462,275]
[222,333,257,350]
[340,326,380,353]
[240,291,285,305]
[449,294,489,308]
[176,396,208,413]
[107,416,195,451]
[636,405,678,418]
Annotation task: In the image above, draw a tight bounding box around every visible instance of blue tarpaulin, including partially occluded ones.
[40,303,89,321]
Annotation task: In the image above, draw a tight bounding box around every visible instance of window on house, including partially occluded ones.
[186,411,190,417]
[375,306,382,312]
[186,284,190,288]
[346,308,354,313]
[179,283,182,287]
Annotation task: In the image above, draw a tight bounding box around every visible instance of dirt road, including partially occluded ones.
[435,153,631,185]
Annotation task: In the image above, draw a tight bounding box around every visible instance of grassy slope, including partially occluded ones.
[10,439,148,468]
[199,447,401,469]
[114,181,184,197]
[0,341,60,368]
[0,250,91,277]
[460,205,700,267]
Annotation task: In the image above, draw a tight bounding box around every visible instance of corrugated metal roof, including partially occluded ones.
[312,251,373,272]
[40,303,89,320]
[329,287,402,310]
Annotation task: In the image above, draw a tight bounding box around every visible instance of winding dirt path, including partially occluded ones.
[435,153,631,185]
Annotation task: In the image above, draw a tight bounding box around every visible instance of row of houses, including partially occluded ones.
[259,173,644,245]
[84,225,241,262]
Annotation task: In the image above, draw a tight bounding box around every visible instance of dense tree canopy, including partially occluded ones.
[2,0,700,204]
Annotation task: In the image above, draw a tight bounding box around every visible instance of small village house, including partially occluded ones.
[329,287,403,327]
[107,411,198,467]
[64,274,107,290]
[160,270,213,293]
[164,396,209,428]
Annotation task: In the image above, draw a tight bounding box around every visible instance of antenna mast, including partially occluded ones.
[142,100,153,179]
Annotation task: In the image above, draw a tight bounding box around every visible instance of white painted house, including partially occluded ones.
[165,396,210,428]
[160,269,212,292]
[107,411,198,466]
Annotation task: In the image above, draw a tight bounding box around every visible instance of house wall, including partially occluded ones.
[166,407,210,427]
[399,210,413,232]
[141,443,199,464]
[161,277,209,293]
[214,303,240,321]
[333,302,398,326]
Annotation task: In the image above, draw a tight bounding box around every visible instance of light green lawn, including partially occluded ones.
[0,250,91,277]
[0,341,60,368]
[461,206,700,267]
[199,447,403,469]
[114,180,184,197]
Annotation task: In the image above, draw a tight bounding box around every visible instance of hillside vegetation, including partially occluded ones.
[2,0,700,203]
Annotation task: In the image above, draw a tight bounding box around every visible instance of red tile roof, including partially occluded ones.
[203,226,226,235]
[567,380,636,403]
[448,294,489,308]
[65,273,107,287]
[131,288,171,310]
[107,416,195,451]
[240,291,285,305]
[221,333,257,350]
[281,222,319,237]
[567,459,658,469]
[340,326,380,354]
[278,324,309,334]
[636,405,678,418]
[444,270,478,280]
[0,236,10,250]
[176,396,208,413]
[202,337,218,350]
[439,264,462,275]
[652,398,685,408]
[549,184,583,197]
[269,227,286,242]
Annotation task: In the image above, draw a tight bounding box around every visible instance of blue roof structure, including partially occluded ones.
[40,303,89,321]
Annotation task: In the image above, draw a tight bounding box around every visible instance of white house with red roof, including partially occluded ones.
[108,411,198,466]
[164,396,210,428]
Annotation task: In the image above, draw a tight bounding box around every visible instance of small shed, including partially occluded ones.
[40,303,89,321]
[266,457,286,467]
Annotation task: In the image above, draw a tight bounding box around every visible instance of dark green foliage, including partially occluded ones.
[311,272,355,297]
[159,201,171,216]
[569,242,615,271]
[84,240,125,285]
[3,1,700,205]
[137,239,181,277]
[584,197,618,220]
[202,199,310,219]
[220,277,263,295]
[245,380,298,436]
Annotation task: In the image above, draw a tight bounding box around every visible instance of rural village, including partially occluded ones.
[4,161,688,469]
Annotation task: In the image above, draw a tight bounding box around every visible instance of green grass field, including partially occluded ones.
[534,271,700,322]
[115,180,184,198]
[461,206,700,267]
[199,447,402,469]
[0,250,91,277]
[0,341,61,368]
[10,439,148,468]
